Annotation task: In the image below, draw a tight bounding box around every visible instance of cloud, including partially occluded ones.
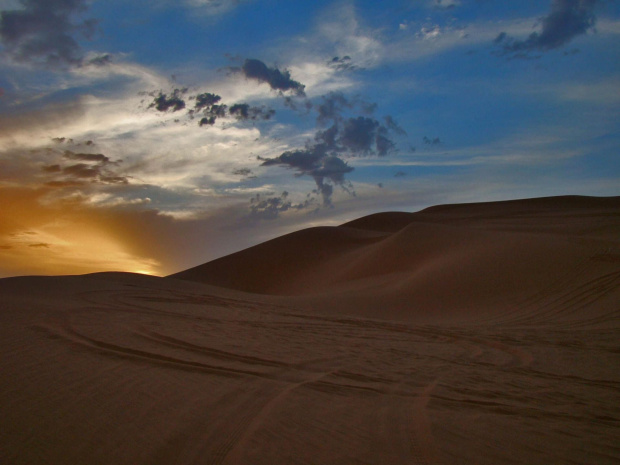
[261,150,354,208]
[316,91,376,126]
[0,0,98,68]
[431,0,460,10]
[339,117,380,154]
[234,58,306,96]
[36,146,129,186]
[327,55,358,72]
[146,87,276,127]
[495,0,600,57]
[63,151,110,163]
[285,61,355,98]
[229,103,275,121]
[253,86,404,208]
[259,106,400,206]
[248,191,313,220]
[316,91,352,125]
[384,115,406,136]
[194,92,221,110]
[148,88,188,112]
[180,0,252,17]
[423,136,441,145]
[315,3,382,69]
[232,167,254,177]
[375,125,395,156]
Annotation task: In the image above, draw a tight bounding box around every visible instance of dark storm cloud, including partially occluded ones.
[206,104,227,118]
[375,125,395,157]
[52,137,73,144]
[0,0,99,68]
[340,117,380,155]
[86,53,111,66]
[146,88,275,127]
[40,146,128,185]
[259,93,401,206]
[263,149,355,208]
[63,151,110,163]
[248,191,312,220]
[149,89,187,112]
[194,92,221,110]
[316,92,377,126]
[237,58,306,96]
[232,168,254,177]
[261,149,325,173]
[312,156,354,185]
[316,116,396,157]
[197,104,227,126]
[316,92,353,125]
[98,175,128,184]
[43,164,61,173]
[495,0,599,57]
[45,180,84,188]
[384,115,407,136]
[261,143,353,207]
[327,55,357,72]
[229,103,275,121]
[189,92,225,126]
[423,136,441,145]
[28,242,50,248]
[199,116,217,126]
[283,96,313,114]
[260,149,354,207]
[63,162,99,178]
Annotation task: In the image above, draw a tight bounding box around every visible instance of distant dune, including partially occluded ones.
[1,195,619,464]
[172,195,620,323]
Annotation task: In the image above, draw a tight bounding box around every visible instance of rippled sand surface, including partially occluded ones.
[2,196,619,464]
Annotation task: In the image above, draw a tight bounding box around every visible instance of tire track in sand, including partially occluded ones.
[215,368,338,465]
[378,376,441,465]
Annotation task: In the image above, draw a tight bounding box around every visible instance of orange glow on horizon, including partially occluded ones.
[0,225,162,277]
[0,188,165,278]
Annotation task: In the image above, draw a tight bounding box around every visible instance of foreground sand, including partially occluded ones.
[1,196,619,464]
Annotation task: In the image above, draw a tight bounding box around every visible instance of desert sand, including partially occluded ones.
[1,195,619,464]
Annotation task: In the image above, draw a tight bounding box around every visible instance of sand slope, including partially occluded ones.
[173,195,620,323]
[1,196,619,464]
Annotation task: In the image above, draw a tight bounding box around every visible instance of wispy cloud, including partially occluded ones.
[308,2,383,69]
[180,0,252,16]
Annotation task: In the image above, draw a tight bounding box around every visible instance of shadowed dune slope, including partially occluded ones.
[171,226,388,294]
[170,195,620,323]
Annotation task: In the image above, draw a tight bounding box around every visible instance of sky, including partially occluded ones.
[0,0,618,278]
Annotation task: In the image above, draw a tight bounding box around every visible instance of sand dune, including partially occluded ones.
[1,195,619,464]
[173,195,620,323]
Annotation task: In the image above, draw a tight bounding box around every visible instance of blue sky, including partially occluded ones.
[0,0,618,277]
